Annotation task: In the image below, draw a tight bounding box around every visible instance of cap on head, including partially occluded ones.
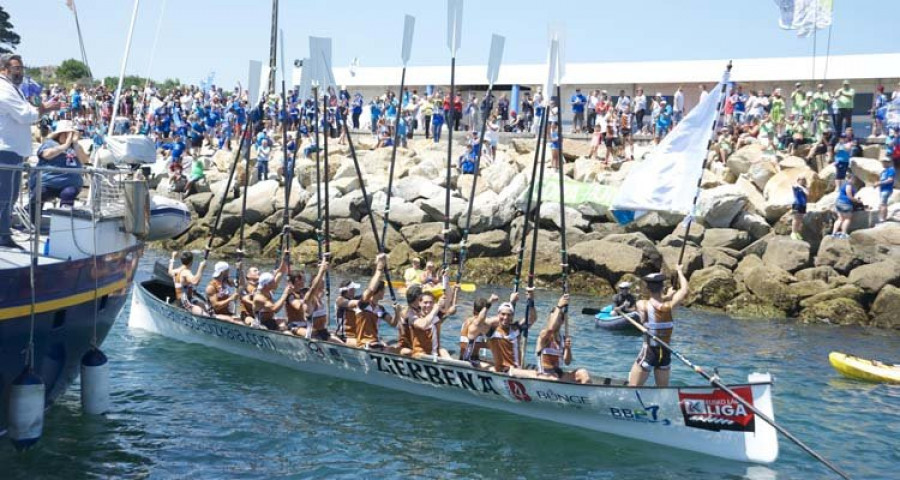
[617,281,632,289]
[498,302,515,314]
[795,82,802,87]
[259,272,275,288]
[842,80,850,85]
[213,261,229,278]
[643,272,666,284]
[883,157,893,163]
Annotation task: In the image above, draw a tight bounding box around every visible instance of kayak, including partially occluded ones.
[594,305,641,332]
[395,284,444,301]
[828,352,900,384]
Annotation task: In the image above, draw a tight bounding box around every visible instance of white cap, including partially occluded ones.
[617,281,632,289]
[498,302,515,313]
[213,261,229,278]
[259,272,275,288]
[340,282,361,292]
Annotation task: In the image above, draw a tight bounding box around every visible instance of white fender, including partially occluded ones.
[80,348,110,415]
[7,368,45,451]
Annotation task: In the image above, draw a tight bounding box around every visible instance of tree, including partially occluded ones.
[56,58,91,82]
[103,75,147,92]
[0,6,21,54]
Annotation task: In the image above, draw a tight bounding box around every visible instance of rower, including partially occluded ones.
[251,272,293,331]
[394,284,420,355]
[335,279,361,346]
[470,288,538,377]
[410,282,459,360]
[628,264,689,387]
[354,253,400,349]
[459,294,500,363]
[205,261,240,322]
[612,281,637,318]
[535,293,591,384]
[239,257,288,326]
[288,260,331,338]
[403,257,424,287]
[169,251,207,316]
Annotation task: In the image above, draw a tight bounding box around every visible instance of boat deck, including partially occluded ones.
[0,230,59,268]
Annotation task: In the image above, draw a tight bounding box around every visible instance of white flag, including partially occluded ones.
[611,71,730,215]
[774,0,833,37]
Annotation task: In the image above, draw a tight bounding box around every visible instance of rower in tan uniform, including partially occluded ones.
[285,260,329,337]
[335,279,361,346]
[469,287,537,377]
[628,264,689,387]
[459,294,500,363]
[409,280,459,359]
[251,272,292,331]
[205,261,240,322]
[169,251,206,316]
[354,253,400,349]
[534,293,591,384]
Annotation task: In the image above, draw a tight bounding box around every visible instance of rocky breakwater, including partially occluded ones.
[159,137,900,330]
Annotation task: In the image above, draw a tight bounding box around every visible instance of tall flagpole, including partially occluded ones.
[108,0,141,137]
[143,0,168,101]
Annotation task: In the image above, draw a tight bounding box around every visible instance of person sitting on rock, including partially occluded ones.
[805,130,833,170]
[535,293,591,384]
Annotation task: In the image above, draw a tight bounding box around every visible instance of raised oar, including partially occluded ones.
[322,88,333,327]
[235,122,255,321]
[456,34,504,287]
[311,84,325,267]
[442,0,464,272]
[278,29,293,265]
[552,40,569,338]
[379,15,415,255]
[512,108,548,294]
[336,106,397,301]
[204,119,251,261]
[619,313,852,480]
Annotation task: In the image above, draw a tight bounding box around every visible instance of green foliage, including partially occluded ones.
[103,75,147,91]
[56,58,91,82]
[0,6,21,54]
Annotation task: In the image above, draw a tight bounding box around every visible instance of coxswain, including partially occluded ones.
[470,287,538,376]
[251,272,292,331]
[169,251,207,315]
[403,257,424,286]
[458,294,500,363]
[205,261,240,322]
[534,294,591,384]
[409,282,459,360]
[628,264,689,387]
[612,281,637,318]
[335,279,362,346]
[354,253,400,349]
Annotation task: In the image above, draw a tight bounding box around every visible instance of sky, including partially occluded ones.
[4,0,896,88]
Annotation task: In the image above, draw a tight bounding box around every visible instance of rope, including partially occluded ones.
[25,169,41,371]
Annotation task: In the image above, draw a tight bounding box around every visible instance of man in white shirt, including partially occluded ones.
[673,87,685,125]
[586,90,599,134]
[699,84,709,104]
[0,54,61,248]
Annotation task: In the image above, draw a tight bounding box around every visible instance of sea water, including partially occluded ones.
[2,250,899,479]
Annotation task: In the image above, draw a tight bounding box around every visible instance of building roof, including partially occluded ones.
[333,53,900,87]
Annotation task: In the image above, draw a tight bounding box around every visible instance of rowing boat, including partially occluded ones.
[594,305,642,332]
[829,352,900,384]
[128,277,779,463]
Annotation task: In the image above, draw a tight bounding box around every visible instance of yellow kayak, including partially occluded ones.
[829,352,900,384]
[394,285,444,301]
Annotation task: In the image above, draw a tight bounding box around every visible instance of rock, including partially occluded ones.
[735,254,763,281]
[746,161,778,191]
[701,247,739,271]
[743,264,799,314]
[456,173,491,200]
[561,141,592,161]
[511,138,534,155]
[870,285,900,329]
[799,284,865,309]
[817,164,836,189]
[695,184,748,228]
[328,219,362,241]
[330,176,360,195]
[761,236,811,272]
[814,236,863,274]
[273,179,311,212]
[700,169,725,189]
[701,228,752,250]
[538,202,589,232]
[731,211,772,241]
[624,211,682,241]
[847,261,900,296]
[787,280,831,299]
[569,240,657,284]
[687,266,738,308]
[466,230,511,257]
[861,145,882,159]
[657,245,704,277]
[378,200,429,227]
[186,192,214,217]
[795,266,846,285]
[740,233,773,258]
[483,161,520,194]
[726,293,789,318]
[850,223,900,247]
[394,175,444,202]
[211,149,235,172]
[726,144,763,176]
[329,190,365,221]
[222,179,279,224]
[401,222,461,250]
[734,176,766,216]
[763,167,826,220]
[417,195,468,224]
[800,298,868,325]
[573,157,606,183]
[779,156,809,170]
[463,190,516,233]
[850,157,884,185]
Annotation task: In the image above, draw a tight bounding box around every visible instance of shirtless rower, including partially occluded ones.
[205,261,240,322]
[409,280,459,360]
[285,260,329,337]
[239,257,288,325]
[469,287,538,377]
[335,279,362,346]
[354,253,401,349]
[628,264,689,387]
[459,294,500,363]
[251,272,293,331]
[534,293,591,384]
[169,251,207,316]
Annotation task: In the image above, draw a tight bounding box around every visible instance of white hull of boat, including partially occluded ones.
[129,281,779,464]
[147,196,191,241]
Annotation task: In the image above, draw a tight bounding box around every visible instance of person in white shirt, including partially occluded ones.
[673,87,685,125]
[0,54,61,248]
[633,88,647,134]
[699,84,709,105]
[586,90,599,134]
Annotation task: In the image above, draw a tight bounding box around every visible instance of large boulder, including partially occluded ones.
[657,245,704,277]
[870,285,900,330]
[799,284,865,309]
[624,211,682,241]
[850,223,900,247]
[850,157,884,185]
[186,192,214,217]
[726,293,789,319]
[847,261,900,297]
[482,161,519,194]
[734,176,767,216]
[746,160,778,191]
[377,199,429,227]
[731,211,772,241]
[394,175,444,202]
[814,236,863,274]
[572,157,607,183]
[743,264,799,314]
[222,179,279,224]
[726,144,763,177]
[734,254,763,281]
[538,202,589,232]
[701,247,740,271]
[799,298,868,326]
[511,138,534,155]
[466,230,512,257]
[686,266,739,308]
[695,184,748,228]
[795,266,846,285]
[761,236,811,272]
[273,179,311,212]
[569,240,657,284]
[417,195,469,224]
[456,174,491,200]
[401,222,461,250]
[787,279,831,299]
[701,228,752,250]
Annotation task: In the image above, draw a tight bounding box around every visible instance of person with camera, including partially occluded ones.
[831,171,865,239]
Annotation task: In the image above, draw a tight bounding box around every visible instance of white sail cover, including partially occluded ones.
[611,71,730,215]
[99,135,156,165]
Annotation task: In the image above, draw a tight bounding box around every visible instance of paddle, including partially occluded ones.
[620,313,852,480]
[581,307,603,316]
[442,0,463,272]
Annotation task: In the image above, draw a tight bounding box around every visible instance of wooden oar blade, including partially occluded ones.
[543,37,558,103]
[401,14,415,66]
[548,23,566,85]
[446,0,463,56]
[248,59,262,106]
[581,307,602,315]
[486,34,504,87]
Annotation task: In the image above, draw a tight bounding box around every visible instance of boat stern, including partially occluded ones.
[744,372,779,464]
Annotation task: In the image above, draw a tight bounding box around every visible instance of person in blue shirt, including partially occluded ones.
[222,109,236,151]
[831,172,863,239]
[832,133,852,191]
[458,145,476,174]
[289,103,301,130]
[256,138,271,181]
[878,157,896,223]
[161,133,187,164]
[256,128,269,148]
[431,107,444,143]
[655,104,672,143]
[369,100,382,135]
[351,93,364,129]
[396,114,408,148]
[188,116,206,157]
[570,88,586,133]
[31,121,88,216]
[732,86,747,124]
[790,177,808,240]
